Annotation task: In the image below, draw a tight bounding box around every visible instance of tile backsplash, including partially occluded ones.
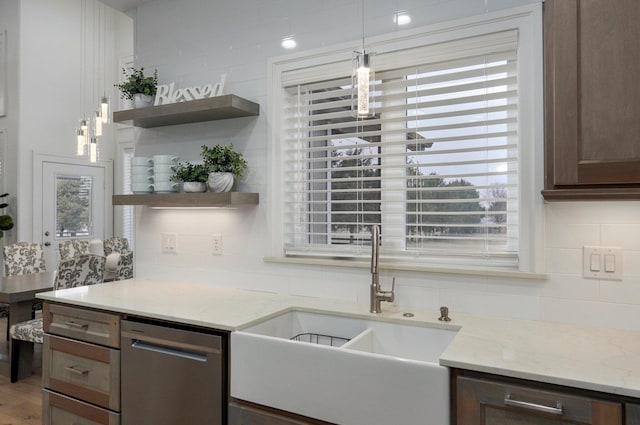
[129,0,640,331]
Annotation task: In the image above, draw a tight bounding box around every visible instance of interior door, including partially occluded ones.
[39,159,109,269]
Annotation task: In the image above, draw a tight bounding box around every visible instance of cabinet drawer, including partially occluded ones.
[44,303,120,348]
[43,389,120,425]
[43,335,120,411]
[457,375,622,425]
[229,401,335,425]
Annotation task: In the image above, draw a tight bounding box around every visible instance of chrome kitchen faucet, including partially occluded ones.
[370,225,395,314]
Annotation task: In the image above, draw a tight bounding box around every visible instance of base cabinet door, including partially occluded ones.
[457,376,622,425]
[43,389,120,425]
[229,401,335,425]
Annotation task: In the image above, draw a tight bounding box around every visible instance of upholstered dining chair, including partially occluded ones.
[8,254,106,382]
[103,237,134,281]
[3,242,47,277]
[3,242,47,340]
[58,239,90,261]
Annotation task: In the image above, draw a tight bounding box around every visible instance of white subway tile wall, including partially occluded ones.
[130,0,640,330]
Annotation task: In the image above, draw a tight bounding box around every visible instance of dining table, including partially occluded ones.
[0,271,55,379]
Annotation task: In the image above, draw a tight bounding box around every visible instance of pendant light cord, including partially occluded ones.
[361,0,365,52]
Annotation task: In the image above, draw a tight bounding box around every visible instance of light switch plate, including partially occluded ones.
[583,246,623,280]
[162,232,177,254]
[212,234,222,255]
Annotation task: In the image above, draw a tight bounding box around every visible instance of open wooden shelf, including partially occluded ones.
[112,192,259,207]
[112,94,259,128]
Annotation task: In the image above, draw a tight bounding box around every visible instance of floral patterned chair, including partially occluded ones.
[3,242,47,276]
[9,254,106,382]
[2,242,47,340]
[58,239,90,261]
[103,237,134,281]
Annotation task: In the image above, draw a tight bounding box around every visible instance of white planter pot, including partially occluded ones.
[133,93,154,108]
[182,182,208,193]
[207,172,234,192]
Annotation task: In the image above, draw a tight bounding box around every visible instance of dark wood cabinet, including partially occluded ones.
[228,401,335,425]
[455,373,622,425]
[543,0,640,200]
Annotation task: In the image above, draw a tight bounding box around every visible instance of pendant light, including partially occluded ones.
[100,96,109,123]
[76,128,85,155]
[94,111,103,137]
[352,0,375,119]
[89,137,98,163]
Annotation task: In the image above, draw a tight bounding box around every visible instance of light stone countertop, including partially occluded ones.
[38,278,640,398]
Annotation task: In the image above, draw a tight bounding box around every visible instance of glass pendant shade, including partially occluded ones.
[80,118,88,132]
[352,51,375,118]
[95,111,103,137]
[89,137,98,163]
[76,129,85,155]
[100,96,109,123]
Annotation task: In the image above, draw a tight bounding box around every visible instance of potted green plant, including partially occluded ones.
[114,67,158,108]
[170,162,209,193]
[200,144,248,192]
[0,193,15,239]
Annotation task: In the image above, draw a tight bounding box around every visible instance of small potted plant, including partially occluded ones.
[0,193,14,239]
[200,144,248,192]
[170,162,209,193]
[114,67,158,108]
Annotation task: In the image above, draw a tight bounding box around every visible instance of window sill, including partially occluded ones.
[263,256,547,280]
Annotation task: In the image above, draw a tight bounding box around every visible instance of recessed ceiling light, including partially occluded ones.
[281,37,297,49]
[394,12,411,26]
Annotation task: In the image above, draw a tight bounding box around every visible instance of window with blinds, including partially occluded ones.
[281,29,522,268]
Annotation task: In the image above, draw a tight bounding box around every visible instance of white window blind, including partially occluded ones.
[282,30,520,268]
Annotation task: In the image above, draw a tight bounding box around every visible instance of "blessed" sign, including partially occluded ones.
[154,74,227,105]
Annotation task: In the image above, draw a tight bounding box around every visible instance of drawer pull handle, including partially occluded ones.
[64,365,90,376]
[504,393,563,415]
[64,320,89,330]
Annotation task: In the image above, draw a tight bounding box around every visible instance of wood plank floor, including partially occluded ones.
[0,317,43,425]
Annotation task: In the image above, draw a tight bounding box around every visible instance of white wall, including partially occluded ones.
[129,0,640,331]
[12,0,131,242]
[0,0,20,245]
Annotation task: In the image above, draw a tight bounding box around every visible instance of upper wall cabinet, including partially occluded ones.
[112,94,259,128]
[542,0,640,200]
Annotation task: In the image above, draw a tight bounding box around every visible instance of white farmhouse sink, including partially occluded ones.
[231,310,457,425]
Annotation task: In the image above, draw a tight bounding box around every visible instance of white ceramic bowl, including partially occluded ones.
[132,157,153,166]
[131,166,154,176]
[153,164,175,174]
[152,155,179,164]
[132,175,154,184]
[132,183,153,193]
[153,172,173,182]
[154,182,178,193]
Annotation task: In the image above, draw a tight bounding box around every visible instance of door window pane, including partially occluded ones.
[55,174,93,238]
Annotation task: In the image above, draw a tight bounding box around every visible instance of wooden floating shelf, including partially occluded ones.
[112,94,259,128]
[112,192,259,207]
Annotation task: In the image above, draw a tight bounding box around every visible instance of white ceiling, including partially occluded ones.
[99,0,151,12]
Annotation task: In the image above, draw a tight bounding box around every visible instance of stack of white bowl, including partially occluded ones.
[131,157,154,194]
[152,155,179,193]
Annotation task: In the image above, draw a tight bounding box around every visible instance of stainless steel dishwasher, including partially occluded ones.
[121,319,226,425]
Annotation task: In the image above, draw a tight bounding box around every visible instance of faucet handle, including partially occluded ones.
[380,277,395,303]
[439,306,451,322]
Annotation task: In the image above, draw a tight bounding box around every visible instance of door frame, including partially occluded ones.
[32,152,113,248]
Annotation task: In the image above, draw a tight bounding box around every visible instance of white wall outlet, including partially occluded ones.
[212,234,222,255]
[162,232,177,254]
[583,246,623,281]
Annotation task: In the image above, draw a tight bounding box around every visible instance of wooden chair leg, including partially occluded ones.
[10,337,19,383]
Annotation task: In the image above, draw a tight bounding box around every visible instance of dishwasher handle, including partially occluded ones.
[130,339,208,362]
